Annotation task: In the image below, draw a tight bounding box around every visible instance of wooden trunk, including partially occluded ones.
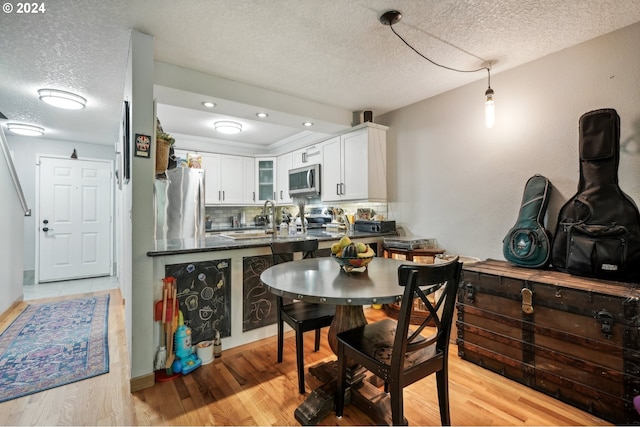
[457,259,640,425]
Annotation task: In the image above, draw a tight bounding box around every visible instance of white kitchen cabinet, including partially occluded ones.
[321,124,387,202]
[276,152,292,204]
[219,155,244,204]
[255,157,276,202]
[200,153,254,205]
[200,153,221,205]
[291,143,322,169]
[242,157,256,204]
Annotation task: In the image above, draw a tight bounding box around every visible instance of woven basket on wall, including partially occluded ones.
[155,138,172,174]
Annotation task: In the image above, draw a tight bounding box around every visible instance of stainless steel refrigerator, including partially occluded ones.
[154,167,205,240]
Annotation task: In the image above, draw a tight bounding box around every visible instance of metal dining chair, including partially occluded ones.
[269,239,336,394]
[335,256,462,425]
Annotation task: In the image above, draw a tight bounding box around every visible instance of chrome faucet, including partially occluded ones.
[262,199,277,234]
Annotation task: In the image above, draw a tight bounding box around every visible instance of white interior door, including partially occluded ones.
[38,157,112,283]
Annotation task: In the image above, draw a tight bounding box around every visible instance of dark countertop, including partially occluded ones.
[205,224,263,233]
[148,229,395,257]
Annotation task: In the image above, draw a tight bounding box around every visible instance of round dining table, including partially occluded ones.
[260,256,416,353]
[261,255,424,425]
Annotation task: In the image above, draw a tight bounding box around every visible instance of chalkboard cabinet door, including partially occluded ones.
[242,249,333,332]
[166,259,231,343]
[243,255,276,332]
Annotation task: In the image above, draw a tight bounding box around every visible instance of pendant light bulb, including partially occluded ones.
[485,87,495,129]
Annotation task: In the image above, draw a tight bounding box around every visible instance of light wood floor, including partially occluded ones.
[0,289,611,426]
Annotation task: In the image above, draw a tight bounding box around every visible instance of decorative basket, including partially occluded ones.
[331,254,374,272]
[155,137,172,174]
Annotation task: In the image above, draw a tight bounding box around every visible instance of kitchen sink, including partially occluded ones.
[218,230,273,240]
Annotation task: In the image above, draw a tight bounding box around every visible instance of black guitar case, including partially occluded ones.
[551,108,640,282]
[503,174,552,268]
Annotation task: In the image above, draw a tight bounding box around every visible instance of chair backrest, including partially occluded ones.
[392,257,462,371]
[270,239,319,265]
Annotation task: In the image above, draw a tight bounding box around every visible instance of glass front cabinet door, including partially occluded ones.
[255,157,276,202]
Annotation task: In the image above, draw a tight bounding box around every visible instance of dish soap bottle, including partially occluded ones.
[213,330,222,358]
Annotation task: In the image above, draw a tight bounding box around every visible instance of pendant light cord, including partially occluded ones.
[388,23,491,86]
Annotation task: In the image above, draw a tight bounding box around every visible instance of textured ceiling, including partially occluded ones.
[1,0,639,147]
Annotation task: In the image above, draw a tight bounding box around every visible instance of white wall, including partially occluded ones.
[379,22,640,261]
[7,136,115,280]
[128,30,157,382]
[0,136,25,314]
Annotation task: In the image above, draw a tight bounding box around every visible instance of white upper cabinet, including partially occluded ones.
[199,153,222,205]
[219,155,244,204]
[321,124,387,202]
[196,153,254,205]
[291,143,322,169]
[255,157,277,203]
[276,152,293,204]
[242,157,256,204]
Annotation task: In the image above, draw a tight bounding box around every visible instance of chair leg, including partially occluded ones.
[335,342,346,417]
[389,382,407,426]
[314,328,321,351]
[295,328,306,394]
[436,369,451,426]
[277,316,284,363]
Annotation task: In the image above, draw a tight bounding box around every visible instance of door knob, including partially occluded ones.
[43,227,54,232]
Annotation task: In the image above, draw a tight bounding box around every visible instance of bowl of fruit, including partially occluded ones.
[330,237,375,272]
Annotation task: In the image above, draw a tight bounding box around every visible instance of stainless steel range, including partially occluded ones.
[305,207,332,229]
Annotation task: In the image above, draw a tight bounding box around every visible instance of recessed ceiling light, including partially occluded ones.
[6,123,44,136]
[256,112,269,118]
[202,101,216,108]
[302,122,314,127]
[214,121,243,134]
[38,88,86,109]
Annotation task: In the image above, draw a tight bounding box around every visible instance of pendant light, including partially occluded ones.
[484,68,495,128]
[380,10,496,128]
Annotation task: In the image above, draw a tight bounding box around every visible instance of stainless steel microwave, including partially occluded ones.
[288,164,321,197]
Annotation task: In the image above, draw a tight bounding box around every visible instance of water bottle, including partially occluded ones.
[280,221,288,237]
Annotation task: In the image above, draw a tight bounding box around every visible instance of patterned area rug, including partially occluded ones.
[0,294,110,403]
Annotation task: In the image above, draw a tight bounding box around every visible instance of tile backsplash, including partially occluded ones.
[205,201,388,228]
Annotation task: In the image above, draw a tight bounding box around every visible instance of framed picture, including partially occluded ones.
[135,133,151,158]
[122,100,130,182]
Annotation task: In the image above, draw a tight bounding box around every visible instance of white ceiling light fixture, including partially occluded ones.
[38,88,87,110]
[302,122,314,127]
[214,120,243,134]
[380,10,496,129]
[202,101,216,108]
[256,112,269,118]
[6,123,45,136]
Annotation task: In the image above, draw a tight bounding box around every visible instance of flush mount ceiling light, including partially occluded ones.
[202,101,216,108]
[214,120,242,134]
[302,122,314,127]
[380,10,496,128]
[256,112,269,118]
[38,88,87,110]
[6,123,44,136]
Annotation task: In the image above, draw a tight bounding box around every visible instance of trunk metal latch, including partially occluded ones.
[521,288,534,314]
[595,310,615,339]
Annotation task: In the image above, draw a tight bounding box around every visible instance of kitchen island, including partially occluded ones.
[147,229,393,354]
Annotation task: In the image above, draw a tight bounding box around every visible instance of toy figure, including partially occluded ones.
[171,313,201,375]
